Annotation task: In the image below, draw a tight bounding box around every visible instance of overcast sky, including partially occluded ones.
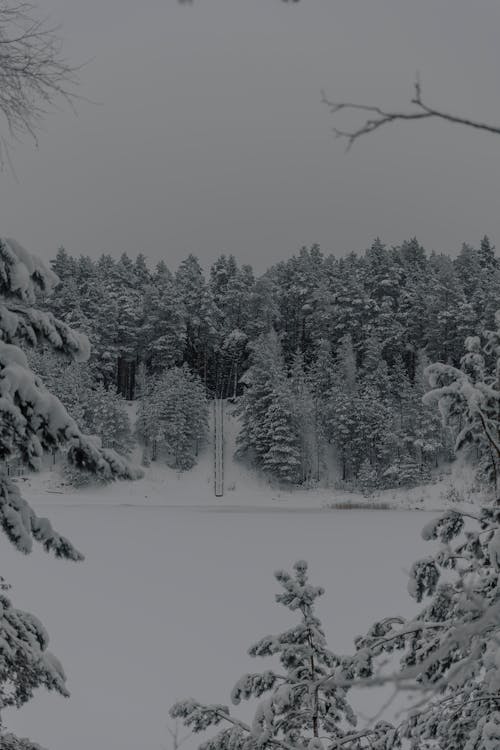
[0,0,499,272]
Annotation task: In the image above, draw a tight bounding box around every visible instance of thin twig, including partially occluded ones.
[322,77,500,150]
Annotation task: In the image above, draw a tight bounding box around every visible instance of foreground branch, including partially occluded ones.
[322,78,500,149]
[0,1,80,163]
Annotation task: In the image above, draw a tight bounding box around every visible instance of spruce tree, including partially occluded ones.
[235,331,286,466]
[137,365,208,471]
[424,318,500,492]
[84,382,134,455]
[0,238,140,747]
[171,561,390,750]
[262,385,302,484]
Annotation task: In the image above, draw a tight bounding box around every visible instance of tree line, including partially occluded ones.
[41,235,500,489]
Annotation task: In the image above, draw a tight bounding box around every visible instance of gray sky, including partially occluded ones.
[0,0,499,273]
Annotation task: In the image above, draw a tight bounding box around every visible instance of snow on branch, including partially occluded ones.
[0,238,59,302]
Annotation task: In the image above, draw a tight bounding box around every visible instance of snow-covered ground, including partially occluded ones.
[20,402,480,513]
[3,498,436,750]
[2,409,482,749]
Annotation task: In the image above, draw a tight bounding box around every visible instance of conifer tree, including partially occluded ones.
[424,317,500,491]
[136,365,208,471]
[50,245,77,282]
[0,238,140,747]
[357,457,378,495]
[171,561,394,750]
[84,382,134,455]
[261,384,302,484]
[344,314,500,749]
[134,253,151,287]
[289,351,318,483]
[28,351,134,464]
[348,501,500,749]
[176,254,220,387]
[360,333,390,400]
[478,234,497,270]
[426,254,475,365]
[235,330,286,466]
[141,268,186,371]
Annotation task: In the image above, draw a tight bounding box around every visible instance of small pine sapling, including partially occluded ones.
[171,561,394,750]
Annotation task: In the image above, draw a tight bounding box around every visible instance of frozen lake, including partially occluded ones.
[2,504,438,750]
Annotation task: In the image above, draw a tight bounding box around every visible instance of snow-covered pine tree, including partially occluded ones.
[28,350,134,484]
[351,386,395,486]
[261,383,302,484]
[426,254,476,366]
[360,333,391,401]
[135,361,152,466]
[289,351,317,483]
[384,352,449,486]
[27,347,92,426]
[176,254,220,388]
[308,339,336,481]
[409,351,453,472]
[338,312,500,749]
[0,238,140,747]
[137,365,208,471]
[140,263,186,371]
[345,507,500,748]
[235,330,286,466]
[357,457,378,495]
[171,561,393,749]
[221,328,249,400]
[424,314,500,492]
[84,382,134,455]
[0,576,70,750]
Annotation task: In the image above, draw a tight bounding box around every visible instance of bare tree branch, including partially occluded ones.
[322,77,500,150]
[0,0,80,165]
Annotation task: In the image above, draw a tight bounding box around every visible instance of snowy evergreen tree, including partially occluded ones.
[290,351,321,483]
[0,238,140,747]
[136,365,208,471]
[28,349,134,482]
[235,330,287,467]
[356,458,378,495]
[176,254,220,389]
[478,234,497,270]
[83,382,134,455]
[261,384,302,484]
[426,254,476,365]
[424,316,500,492]
[360,333,391,400]
[172,561,395,750]
[41,234,500,488]
[346,506,500,749]
[141,266,186,371]
[340,311,500,749]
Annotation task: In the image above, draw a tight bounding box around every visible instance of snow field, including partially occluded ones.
[2,502,437,750]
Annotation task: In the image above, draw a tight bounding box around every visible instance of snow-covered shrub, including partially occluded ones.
[339,315,500,748]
